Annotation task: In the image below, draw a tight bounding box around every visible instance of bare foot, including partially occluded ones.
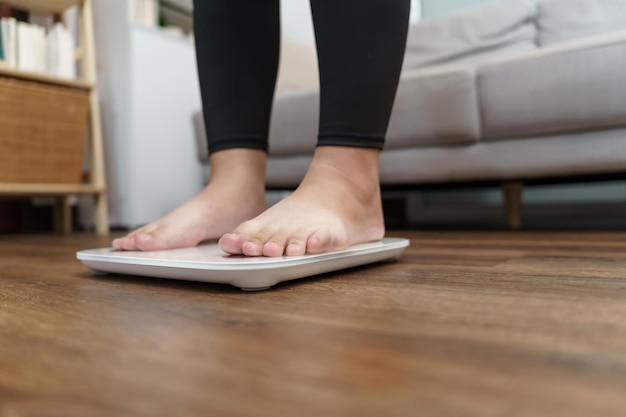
[219,146,385,257]
[112,149,267,251]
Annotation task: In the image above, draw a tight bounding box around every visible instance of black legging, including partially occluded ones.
[194,0,410,154]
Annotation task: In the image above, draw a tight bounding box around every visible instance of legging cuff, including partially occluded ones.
[208,137,269,155]
[317,132,385,150]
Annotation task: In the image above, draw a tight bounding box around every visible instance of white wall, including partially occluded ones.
[280,0,315,44]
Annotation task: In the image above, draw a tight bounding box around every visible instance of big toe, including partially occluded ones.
[219,233,245,255]
[118,236,139,251]
[112,238,124,250]
[134,233,168,251]
[307,229,342,254]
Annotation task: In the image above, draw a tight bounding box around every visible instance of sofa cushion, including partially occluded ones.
[268,90,319,156]
[264,128,626,187]
[377,128,626,185]
[403,1,537,71]
[478,31,626,141]
[275,40,319,93]
[193,111,209,163]
[537,0,626,46]
[194,93,318,160]
[386,66,480,149]
[267,65,481,156]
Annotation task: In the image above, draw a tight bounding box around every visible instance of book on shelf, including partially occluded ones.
[0,17,16,67]
[133,0,159,28]
[0,17,76,79]
[0,17,4,61]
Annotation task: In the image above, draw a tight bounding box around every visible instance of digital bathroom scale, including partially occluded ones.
[77,237,410,291]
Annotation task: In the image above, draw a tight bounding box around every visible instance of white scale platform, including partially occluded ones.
[77,238,410,291]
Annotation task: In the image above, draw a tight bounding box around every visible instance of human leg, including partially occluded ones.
[113,0,280,251]
[219,0,410,257]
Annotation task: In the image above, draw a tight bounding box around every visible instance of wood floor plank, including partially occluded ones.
[1,232,626,417]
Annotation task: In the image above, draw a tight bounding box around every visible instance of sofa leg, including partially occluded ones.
[502,181,523,230]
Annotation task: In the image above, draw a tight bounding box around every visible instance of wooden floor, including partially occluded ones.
[1,231,626,417]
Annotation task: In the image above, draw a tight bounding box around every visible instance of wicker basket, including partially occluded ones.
[0,76,90,184]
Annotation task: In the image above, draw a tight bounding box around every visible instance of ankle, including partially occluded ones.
[202,149,267,198]
[308,146,381,196]
[209,149,267,184]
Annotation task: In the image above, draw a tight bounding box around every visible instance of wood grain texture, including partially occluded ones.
[1,232,626,417]
[0,77,90,184]
[3,0,80,14]
[0,183,102,195]
[0,66,92,90]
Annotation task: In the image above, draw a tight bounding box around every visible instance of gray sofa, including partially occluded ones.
[195,0,626,227]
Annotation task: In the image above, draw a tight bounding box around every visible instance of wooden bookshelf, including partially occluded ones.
[0,183,103,195]
[0,65,93,89]
[3,0,80,13]
[0,0,109,235]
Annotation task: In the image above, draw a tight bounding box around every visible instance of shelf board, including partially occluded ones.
[5,0,81,13]
[0,183,104,196]
[0,66,92,90]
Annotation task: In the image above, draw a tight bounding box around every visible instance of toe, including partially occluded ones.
[263,238,287,257]
[285,240,306,256]
[306,229,336,254]
[114,224,156,251]
[121,236,137,251]
[112,238,123,250]
[126,224,153,239]
[242,239,264,257]
[135,233,167,251]
[219,233,245,255]
[224,220,284,257]
[220,220,262,255]
[285,230,309,256]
